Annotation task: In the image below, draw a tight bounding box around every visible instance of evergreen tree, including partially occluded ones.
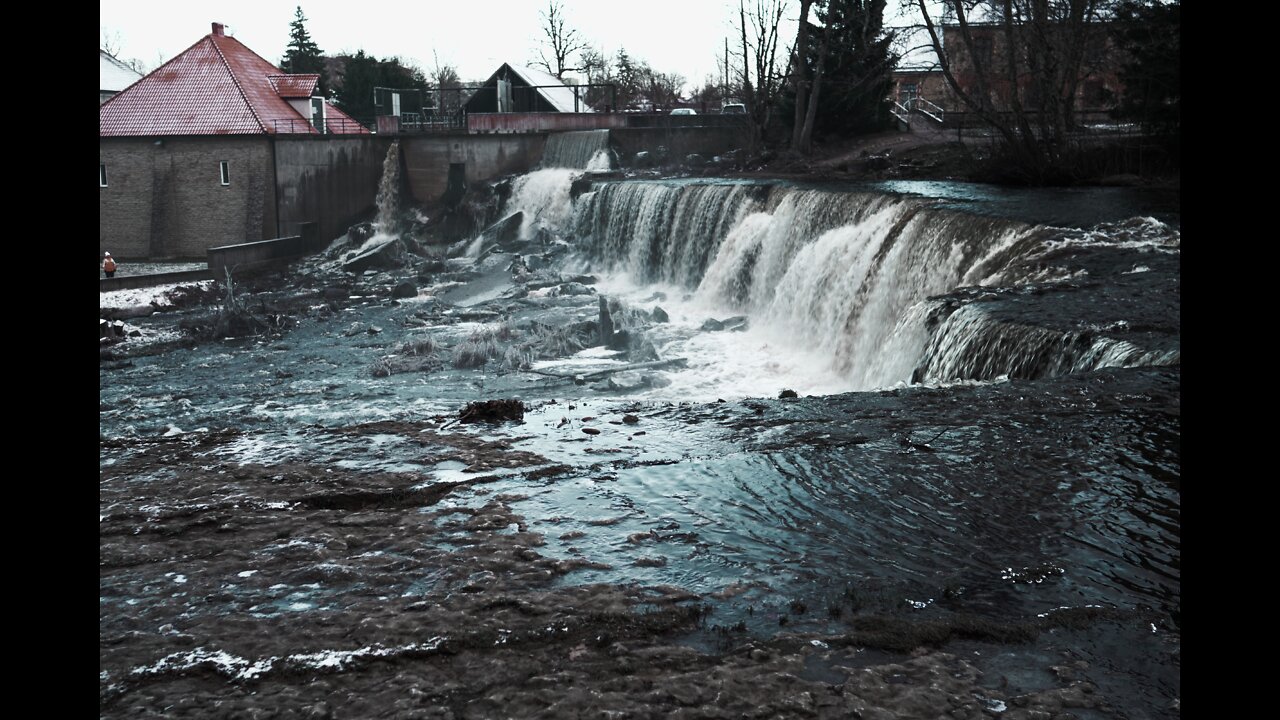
[1111,0,1179,147]
[331,51,427,122]
[283,6,327,94]
[781,0,896,142]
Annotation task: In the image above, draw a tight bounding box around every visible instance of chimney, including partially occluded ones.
[211,22,225,36]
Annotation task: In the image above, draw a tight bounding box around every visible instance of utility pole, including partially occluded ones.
[724,38,729,103]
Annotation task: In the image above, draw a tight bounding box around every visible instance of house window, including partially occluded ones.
[219,161,230,186]
[100,164,108,187]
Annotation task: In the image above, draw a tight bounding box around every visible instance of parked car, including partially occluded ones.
[670,108,697,115]
[721,103,746,115]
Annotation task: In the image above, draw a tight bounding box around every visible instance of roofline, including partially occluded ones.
[99,32,210,112]
[208,34,269,134]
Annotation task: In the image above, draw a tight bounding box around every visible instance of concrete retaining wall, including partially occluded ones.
[207,223,319,278]
[401,134,546,204]
[274,136,391,245]
[468,113,627,133]
[99,269,213,292]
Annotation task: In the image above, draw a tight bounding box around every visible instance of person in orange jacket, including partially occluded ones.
[103,252,117,278]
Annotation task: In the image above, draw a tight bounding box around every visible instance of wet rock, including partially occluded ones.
[606,328,630,352]
[685,153,706,169]
[622,414,640,424]
[391,280,418,299]
[473,212,524,256]
[458,399,525,424]
[418,259,447,275]
[508,255,530,278]
[605,372,646,392]
[104,304,156,320]
[633,151,653,168]
[127,329,142,337]
[559,282,595,296]
[722,316,749,332]
[343,322,368,337]
[700,318,725,332]
[322,286,349,301]
[651,306,669,323]
[348,222,376,247]
[599,296,615,346]
[570,176,594,200]
[863,154,892,171]
[779,389,798,399]
[344,239,407,273]
[582,427,601,435]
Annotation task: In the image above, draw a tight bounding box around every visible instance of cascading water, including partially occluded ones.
[568,180,1179,390]
[541,129,613,170]
[374,140,402,235]
[469,130,615,255]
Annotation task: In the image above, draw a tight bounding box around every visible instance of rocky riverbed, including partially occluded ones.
[101,177,1178,719]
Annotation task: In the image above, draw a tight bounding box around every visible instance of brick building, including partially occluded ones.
[891,22,1121,123]
[99,22,371,260]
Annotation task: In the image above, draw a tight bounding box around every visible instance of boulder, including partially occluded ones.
[458,399,525,424]
[347,222,376,248]
[391,280,417,299]
[685,153,706,169]
[553,282,594,297]
[651,306,669,323]
[700,318,725,332]
[598,295,614,346]
[570,176,594,200]
[343,239,406,273]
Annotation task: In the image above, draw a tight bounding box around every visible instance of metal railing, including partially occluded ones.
[891,101,911,125]
[620,113,752,130]
[892,96,946,125]
[270,117,372,135]
[914,97,946,124]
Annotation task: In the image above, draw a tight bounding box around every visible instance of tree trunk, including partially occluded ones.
[791,0,813,151]
[799,20,831,154]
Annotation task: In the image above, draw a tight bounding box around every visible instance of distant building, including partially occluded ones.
[940,23,1120,116]
[100,22,376,260]
[100,50,142,105]
[890,22,1121,123]
[463,63,595,114]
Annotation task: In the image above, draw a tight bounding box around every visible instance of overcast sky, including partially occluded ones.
[100,0,780,92]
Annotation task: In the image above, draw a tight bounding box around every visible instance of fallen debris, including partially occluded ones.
[456,399,526,425]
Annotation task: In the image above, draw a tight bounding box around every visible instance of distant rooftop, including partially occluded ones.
[100,50,143,93]
[100,23,366,136]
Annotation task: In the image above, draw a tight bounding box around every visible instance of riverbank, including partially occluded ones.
[731,133,1180,191]
[100,173,1179,719]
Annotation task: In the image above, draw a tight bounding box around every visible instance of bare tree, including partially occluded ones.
[535,1,590,81]
[911,0,1111,179]
[101,28,123,57]
[732,0,795,150]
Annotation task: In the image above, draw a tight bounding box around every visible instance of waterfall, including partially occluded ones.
[541,130,612,170]
[374,141,402,235]
[569,180,1179,388]
[912,304,1182,383]
[467,130,613,254]
[504,168,580,241]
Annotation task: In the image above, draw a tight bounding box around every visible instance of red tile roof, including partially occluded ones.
[100,30,367,136]
[268,74,319,98]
